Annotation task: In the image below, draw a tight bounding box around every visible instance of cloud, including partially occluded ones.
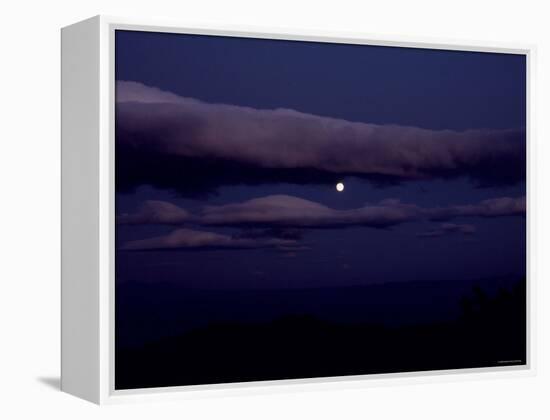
[118,195,525,252]
[117,200,192,225]
[120,228,301,251]
[116,81,525,196]
[116,81,185,104]
[232,227,305,241]
[200,195,419,228]
[417,223,477,238]
[428,196,526,221]
[118,194,526,230]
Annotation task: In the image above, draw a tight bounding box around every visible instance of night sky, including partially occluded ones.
[114,30,526,350]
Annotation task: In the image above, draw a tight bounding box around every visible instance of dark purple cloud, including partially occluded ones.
[118,194,525,230]
[417,223,477,238]
[120,228,302,252]
[117,200,192,225]
[116,82,526,196]
[428,196,526,221]
[232,227,305,241]
[119,195,525,252]
[200,195,419,228]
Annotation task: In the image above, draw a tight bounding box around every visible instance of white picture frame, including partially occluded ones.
[61,15,535,404]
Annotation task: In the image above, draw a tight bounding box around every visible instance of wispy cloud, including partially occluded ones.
[120,228,302,252]
[417,223,477,238]
[118,194,525,229]
[118,194,525,252]
[117,200,192,225]
[428,196,526,221]
[200,195,419,228]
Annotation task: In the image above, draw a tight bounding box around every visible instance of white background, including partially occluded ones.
[1,0,548,418]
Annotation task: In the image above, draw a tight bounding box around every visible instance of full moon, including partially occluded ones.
[336,182,345,192]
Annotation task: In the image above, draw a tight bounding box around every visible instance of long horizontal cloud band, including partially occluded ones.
[417,223,477,238]
[118,195,524,251]
[118,194,526,229]
[116,81,526,195]
[200,195,418,228]
[120,228,303,252]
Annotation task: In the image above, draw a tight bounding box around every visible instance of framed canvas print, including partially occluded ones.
[61,16,533,404]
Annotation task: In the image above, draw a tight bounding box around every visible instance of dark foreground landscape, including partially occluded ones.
[115,278,526,390]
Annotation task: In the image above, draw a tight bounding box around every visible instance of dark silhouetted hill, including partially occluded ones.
[115,277,526,389]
